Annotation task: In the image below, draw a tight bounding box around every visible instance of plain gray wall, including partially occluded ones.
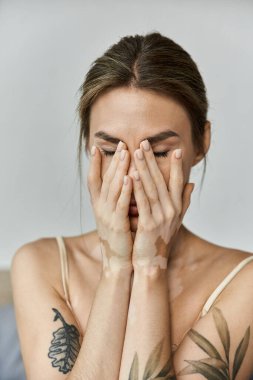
[1,0,252,269]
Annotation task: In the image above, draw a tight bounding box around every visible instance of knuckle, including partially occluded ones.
[178,177,184,186]
[138,221,155,233]
[154,173,163,184]
[103,172,110,184]
[112,223,129,233]
[108,182,122,201]
[117,200,127,211]
[108,188,118,202]
[145,222,156,232]
[142,198,150,209]
[156,213,164,225]
[165,205,176,220]
[149,192,158,204]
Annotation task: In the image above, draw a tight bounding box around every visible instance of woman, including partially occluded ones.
[11,32,253,380]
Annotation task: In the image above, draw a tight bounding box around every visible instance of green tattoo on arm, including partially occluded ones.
[129,337,176,380]
[128,307,250,380]
[178,307,250,379]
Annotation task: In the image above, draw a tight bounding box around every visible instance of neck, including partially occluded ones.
[167,224,191,262]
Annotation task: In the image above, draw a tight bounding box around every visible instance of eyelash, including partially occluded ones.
[101,149,170,158]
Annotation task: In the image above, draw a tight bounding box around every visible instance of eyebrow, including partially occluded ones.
[94,129,180,145]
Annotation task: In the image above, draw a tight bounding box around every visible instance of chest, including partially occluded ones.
[67,258,213,350]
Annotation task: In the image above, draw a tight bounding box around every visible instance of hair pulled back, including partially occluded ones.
[76,31,209,191]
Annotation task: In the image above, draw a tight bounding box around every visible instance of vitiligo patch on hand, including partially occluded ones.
[100,237,132,274]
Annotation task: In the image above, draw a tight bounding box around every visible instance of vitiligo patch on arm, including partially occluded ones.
[48,308,81,374]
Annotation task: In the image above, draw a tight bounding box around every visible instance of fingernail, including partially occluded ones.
[136,149,144,160]
[91,145,96,156]
[175,149,182,159]
[133,170,140,180]
[141,140,150,151]
[191,183,195,192]
[117,141,124,152]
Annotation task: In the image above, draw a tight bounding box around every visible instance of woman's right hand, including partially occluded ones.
[87,141,134,272]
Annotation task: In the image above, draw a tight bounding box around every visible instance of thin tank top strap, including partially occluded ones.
[200,255,253,317]
[55,236,84,337]
[55,236,71,310]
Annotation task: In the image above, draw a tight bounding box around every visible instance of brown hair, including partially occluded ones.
[76,31,209,195]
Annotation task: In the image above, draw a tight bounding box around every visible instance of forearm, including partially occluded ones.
[69,266,133,380]
[119,265,176,380]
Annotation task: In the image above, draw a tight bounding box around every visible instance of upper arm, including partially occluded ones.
[11,240,83,380]
[173,264,253,380]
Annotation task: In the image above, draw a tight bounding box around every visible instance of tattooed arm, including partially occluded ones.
[11,239,133,380]
[118,264,175,380]
[172,262,253,380]
[118,262,253,380]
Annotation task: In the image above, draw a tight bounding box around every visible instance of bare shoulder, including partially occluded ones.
[11,231,102,298]
[218,246,253,297]
[215,244,253,276]
[13,236,58,261]
[11,236,64,293]
[195,232,253,272]
[202,241,253,310]
[11,237,84,378]
[189,233,253,304]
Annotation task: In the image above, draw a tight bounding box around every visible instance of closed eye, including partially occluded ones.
[101,149,170,158]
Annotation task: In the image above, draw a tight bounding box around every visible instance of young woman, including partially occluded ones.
[11,32,253,380]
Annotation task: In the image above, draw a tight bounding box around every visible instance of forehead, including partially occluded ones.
[89,87,192,141]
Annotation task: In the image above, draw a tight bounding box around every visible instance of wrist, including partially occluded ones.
[133,262,168,279]
[101,251,133,273]
[132,253,169,273]
[102,260,133,278]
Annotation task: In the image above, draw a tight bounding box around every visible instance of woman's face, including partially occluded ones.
[88,86,206,231]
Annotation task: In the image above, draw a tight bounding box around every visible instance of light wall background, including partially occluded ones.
[0,0,252,269]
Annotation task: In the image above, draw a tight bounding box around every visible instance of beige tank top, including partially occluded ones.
[55,236,253,342]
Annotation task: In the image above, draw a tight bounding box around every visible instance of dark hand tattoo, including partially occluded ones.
[177,306,250,379]
[129,337,176,379]
[48,308,81,374]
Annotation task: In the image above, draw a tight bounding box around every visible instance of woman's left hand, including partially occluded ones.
[131,140,194,271]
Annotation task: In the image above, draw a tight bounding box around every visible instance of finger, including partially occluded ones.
[87,145,102,204]
[116,174,133,219]
[140,140,172,215]
[132,170,151,224]
[168,148,184,214]
[100,141,126,203]
[179,183,195,223]
[107,149,131,210]
[134,148,162,217]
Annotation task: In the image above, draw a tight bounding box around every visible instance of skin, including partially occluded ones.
[13,85,253,378]
[88,86,211,267]
[85,98,253,380]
